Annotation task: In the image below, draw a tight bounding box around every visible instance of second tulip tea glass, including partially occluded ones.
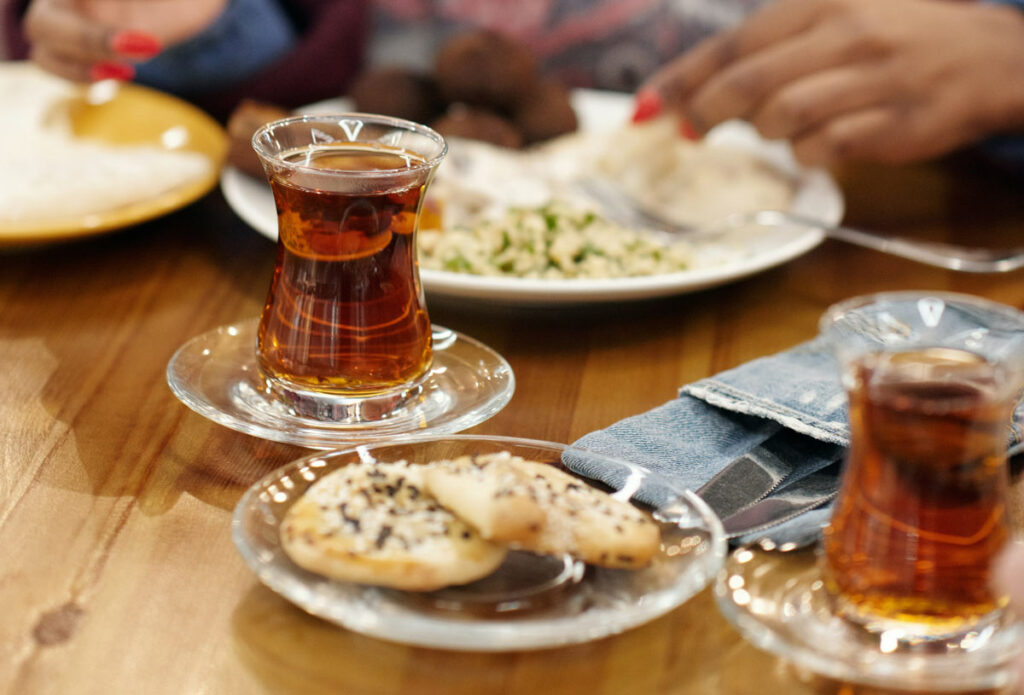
[820,292,1024,640]
[715,292,1024,691]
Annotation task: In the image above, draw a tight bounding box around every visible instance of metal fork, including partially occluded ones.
[577,178,1024,274]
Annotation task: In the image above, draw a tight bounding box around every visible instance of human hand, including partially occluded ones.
[994,542,1024,693]
[637,0,1024,166]
[23,0,227,83]
[23,0,163,82]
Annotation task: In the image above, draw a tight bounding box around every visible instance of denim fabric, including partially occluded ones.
[571,342,846,547]
[134,0,296,94]
[682,337,849,445]
[572,322,1024,547]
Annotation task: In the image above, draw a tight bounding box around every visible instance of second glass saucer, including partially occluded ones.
[715,543,1023,692]
[232,435,726,650]
[166,319,515,448]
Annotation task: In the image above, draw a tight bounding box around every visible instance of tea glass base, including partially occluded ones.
[829,590,1008,642]
[263,372,430,424]
[716,543,1024,692]
[166,319,515,448]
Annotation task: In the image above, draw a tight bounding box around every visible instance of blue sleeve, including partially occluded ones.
[133,0,297,95]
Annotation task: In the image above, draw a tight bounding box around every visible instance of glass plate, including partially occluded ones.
[231,435,726,651]
[166,319,514,449]
[716,543,1024,692]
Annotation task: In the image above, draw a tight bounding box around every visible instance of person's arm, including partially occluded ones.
[637,0,1024,167]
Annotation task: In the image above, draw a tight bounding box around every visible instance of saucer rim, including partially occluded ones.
[166,319,515,449]
[715,544,1024,691]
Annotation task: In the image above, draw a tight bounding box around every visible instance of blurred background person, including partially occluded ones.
[8,0,1023,168]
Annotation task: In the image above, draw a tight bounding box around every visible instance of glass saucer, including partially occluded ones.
[231,435,726,651]
[166,319,514,449]
[715,543,1024,691]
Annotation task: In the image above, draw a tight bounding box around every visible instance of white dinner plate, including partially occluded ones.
[221,90,843,306]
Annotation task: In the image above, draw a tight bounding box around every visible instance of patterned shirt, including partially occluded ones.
[371,0,767,92]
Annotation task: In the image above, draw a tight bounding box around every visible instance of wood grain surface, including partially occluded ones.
[1,155,1022,695]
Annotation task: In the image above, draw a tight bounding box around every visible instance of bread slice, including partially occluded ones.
[423,451,546,544]
[280,460,508,591]
[424,453,661,569]
[513,460,661,569]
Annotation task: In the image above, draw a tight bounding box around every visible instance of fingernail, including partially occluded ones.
[679,118,699,140]
[110,30,162,59]
[631,88,663,124]
[90,61,135,82]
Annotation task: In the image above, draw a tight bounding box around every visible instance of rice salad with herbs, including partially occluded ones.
[418,202,695,279]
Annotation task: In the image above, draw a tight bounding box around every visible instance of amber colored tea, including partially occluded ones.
[823,347,1012,630]
[257,143,433,395]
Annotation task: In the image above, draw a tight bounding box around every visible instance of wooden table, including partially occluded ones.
[2,156,1022,695]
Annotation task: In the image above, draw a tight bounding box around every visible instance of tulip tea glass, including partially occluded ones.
[251,114,447,419]
[820,292,1024,640]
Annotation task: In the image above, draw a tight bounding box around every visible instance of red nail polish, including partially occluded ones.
[679,118,699,140]
[631,89,663,124]
[110,30,162,59]
[90,61,136,82]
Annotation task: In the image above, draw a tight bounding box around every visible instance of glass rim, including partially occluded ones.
[250,112,448,178]
[818,290,1024,336]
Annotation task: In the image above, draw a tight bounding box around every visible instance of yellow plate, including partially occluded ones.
[0,65,227,246]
